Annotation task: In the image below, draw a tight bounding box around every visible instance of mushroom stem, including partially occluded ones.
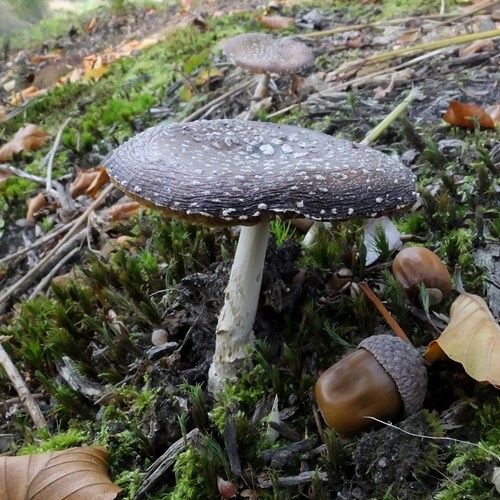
[254,73,270,99]
[208,222,270,393]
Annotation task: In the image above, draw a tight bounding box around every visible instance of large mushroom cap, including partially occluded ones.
[221,33,314,74]
[105,119,417,226]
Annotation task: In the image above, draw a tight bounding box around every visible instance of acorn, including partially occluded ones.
[392,246,451,306]
[315,334,428,436]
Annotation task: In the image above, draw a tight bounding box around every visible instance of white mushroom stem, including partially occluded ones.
[208,222,270,393]
[254,73,270,99]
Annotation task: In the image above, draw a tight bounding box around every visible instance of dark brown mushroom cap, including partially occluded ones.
[221,33,314,74]
[104,119,417,226]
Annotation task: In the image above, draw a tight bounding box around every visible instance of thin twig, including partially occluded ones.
[365,416,500,462]
[45,117,71,193]
[0,183,114,311]
[301,1,500,39]
[0,337,47,429]
[361,87,423,146]
[29,246,80,299]
[357,281,412,344]
[0,219,77,267]
[180,79,253,123]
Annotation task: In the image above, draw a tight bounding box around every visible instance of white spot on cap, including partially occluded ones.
[260,144,274,155]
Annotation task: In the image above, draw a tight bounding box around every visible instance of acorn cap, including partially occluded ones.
[104,119,417,227]
[221,33,314,75]
[359,334,427,416]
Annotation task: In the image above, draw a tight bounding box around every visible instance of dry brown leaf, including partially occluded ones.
[432,292,500,387]
[86,167,110,197]
[82,65,108,83]
[0,446,122,500]
[108,201,142,221]
[443,100,496,129]
[485,104,500,124]
[259,15,296,30]
[26,193,47,222]
[0,125,49,163]
[9,86,48,106]
[458,38,495,57]
[70,167,109,198]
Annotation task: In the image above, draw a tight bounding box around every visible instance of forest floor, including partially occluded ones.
[0,0,499,499]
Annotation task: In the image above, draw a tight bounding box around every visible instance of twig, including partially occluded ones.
[349,29,500,68]
[301,1,500,39]
[28,246,80,299]
[365,416,500,462]
[0,219,77,267]
[0,336,47,429]
[180,79,253,123]
[0,183,114,311]
[0,164,53,187]
[360,87,423,146]
[357,281,412,344]
[45,117,71,193]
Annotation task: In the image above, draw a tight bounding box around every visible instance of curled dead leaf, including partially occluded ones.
[26,193,47,222]
[431,292,500,387]
[0,446,122,500]
[0,125,49,163]
[458,39,495,57]
[70,167,109,198]
[108,201,142,221]
[259,15,296,30]
[443,100,496,129]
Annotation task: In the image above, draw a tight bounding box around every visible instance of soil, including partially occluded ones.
[0,1,499,499]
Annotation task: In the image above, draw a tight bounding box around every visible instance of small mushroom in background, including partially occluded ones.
[104,119,417,394]
[221,33,314,118]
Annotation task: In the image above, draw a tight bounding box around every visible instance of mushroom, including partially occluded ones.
[104,119,417,393]
[221,33,314,114]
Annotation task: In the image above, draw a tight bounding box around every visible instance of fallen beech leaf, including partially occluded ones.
[86,167,110,197]
[0,446,122,500]
[259,15,296,30]
[108,201,142,220]
[373,74,396,99]
[443,100,495,129]
[26,193,47,222]
[458,39,495,57]
[195,67,224,86]
[9,86,48,106]
[433,292,500,387]
[0,124,49,163]
[86,16,99,33]
[485,104,500,124]
[70,167,109,198]
[424,339,447,363]
[82,66,108,83]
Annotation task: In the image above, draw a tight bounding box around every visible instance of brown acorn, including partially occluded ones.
[392,246,451,305]
[315,334,428,436]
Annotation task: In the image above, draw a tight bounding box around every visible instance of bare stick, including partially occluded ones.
[360,87,423,146]
[0,337,47,429]
[366,416,500,462]
[0,183,114,311]
[357,281,412,344]
[181,79,253,123]
[45,117,71,193]
[29,246,80,299]
[0,219,77,266]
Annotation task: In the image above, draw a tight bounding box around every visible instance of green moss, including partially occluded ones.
[17,427,88,455]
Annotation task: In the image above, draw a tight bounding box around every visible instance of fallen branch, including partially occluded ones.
[0,183,114,312]
[0,336,47,429]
